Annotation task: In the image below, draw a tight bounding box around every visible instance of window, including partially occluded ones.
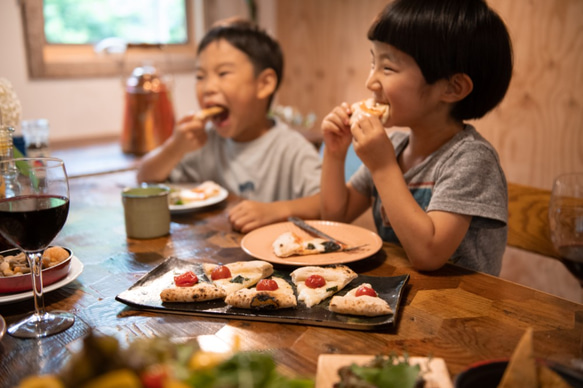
[20,0,199,79]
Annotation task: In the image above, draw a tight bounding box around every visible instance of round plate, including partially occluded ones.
[169,184,228,214]
[0,314,5,341]
[0,256,84,305]
[454,359,583,387]
[241,220,383,266]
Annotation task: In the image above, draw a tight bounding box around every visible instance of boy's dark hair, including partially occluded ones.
[368,0,513,121]
[197,19,284,108]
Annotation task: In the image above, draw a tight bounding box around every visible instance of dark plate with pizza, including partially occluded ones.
[116,257,409,331]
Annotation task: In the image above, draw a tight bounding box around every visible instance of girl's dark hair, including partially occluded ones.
[197,19,284,107]
[368,0,513,121]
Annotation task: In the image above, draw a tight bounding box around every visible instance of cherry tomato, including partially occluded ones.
[141,364,168,388]
[305,274,326,289]
[174,271,198,287]
[355,285,377,297]
[256,278,279,291]
[211,265,232,280]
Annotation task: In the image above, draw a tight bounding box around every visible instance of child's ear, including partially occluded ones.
[442,73,473,102]
[256,68,278,100]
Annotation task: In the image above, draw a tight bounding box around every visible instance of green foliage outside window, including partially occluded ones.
[43,0,187,45]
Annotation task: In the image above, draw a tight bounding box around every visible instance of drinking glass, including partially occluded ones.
[548,172,583,368]
[0,157,75,338]
[549,172,583,285]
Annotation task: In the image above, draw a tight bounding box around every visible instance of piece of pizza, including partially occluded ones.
[272,232,341,258]
[202,260,274,295]
[350,98,390,125]
[290,265,357,308]
[328,283,392,317]
[225,277,297,310]
[160,271,226,303]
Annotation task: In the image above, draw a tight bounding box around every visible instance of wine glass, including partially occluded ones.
[549,172,583,285]
[0,157,75,338]
[548,172,583,368]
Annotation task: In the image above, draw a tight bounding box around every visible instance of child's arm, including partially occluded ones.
[228,194,320,233]
[352,115,471,270]
[137,115,208,183]
[320,103,372,222]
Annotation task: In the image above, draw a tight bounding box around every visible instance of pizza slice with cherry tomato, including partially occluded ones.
[160,271,226,303]
[290,264,357,308]
[225,277,297,310]
[328,283,392,317]
[202,260,274,295]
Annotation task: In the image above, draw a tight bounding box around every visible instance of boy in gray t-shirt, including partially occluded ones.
[320,0,512,275]
[138,20,321,233]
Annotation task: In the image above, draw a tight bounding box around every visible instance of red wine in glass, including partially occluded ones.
[0,157,75,338]
[0,195,69,251]
[558,244,583,287]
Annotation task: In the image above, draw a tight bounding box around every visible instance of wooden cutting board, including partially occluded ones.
[316,354,453,388]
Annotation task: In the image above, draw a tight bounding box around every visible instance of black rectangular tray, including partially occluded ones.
[116,257,409,331]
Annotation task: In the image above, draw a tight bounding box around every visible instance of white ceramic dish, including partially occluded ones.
[0,256,83,305]
[168,184,228,214]
[0,314,6,341]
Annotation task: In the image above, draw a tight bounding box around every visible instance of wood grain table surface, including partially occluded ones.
[0,170,580,388]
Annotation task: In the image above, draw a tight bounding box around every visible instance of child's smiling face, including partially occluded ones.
[195,39,269,142]
[366,41,449,130]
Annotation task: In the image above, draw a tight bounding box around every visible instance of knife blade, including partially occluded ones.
[288,217,347,247]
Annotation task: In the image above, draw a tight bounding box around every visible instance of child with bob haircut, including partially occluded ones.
[138,19,321,233]
[320,0,513,275]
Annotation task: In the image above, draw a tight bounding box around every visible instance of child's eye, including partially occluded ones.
[218,71,231,77]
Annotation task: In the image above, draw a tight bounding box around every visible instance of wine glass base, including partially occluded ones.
[8,311,75,339]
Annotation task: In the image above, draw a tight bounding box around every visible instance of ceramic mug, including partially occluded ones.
[122,185,170,239]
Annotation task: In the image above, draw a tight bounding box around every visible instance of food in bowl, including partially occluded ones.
[0,246,72,293]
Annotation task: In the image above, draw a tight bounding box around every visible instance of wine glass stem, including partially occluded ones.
[28,251,47,317]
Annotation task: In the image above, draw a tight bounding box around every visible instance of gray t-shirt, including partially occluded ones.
[169,119,322,202]
[350,125,507,275]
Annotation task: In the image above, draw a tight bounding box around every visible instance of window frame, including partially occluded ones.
[19,0,198,79]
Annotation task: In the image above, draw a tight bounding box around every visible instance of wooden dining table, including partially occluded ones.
[0,167,581,387]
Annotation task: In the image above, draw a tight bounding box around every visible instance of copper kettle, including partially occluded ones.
[121,64,175,155]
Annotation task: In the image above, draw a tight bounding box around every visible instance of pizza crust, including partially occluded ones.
[290,265,357,308]
[272,232,338,257]
[203,260,274,295]
[329,283,392,317]
[225,277,297,310]
[160,281,226,303]
[350,98,390,125]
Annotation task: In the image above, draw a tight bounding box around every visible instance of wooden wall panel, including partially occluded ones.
[275,0,583,190]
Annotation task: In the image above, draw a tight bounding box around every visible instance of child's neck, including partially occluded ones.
[399,120,465,173]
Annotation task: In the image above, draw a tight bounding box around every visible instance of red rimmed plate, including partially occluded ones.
[0,247,73,294]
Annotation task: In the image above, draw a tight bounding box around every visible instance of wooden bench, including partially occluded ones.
[507,182,558,258]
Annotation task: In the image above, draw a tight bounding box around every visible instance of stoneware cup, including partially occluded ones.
[122,185,170,239]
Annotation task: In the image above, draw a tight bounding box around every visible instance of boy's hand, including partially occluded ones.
[170,114,209,153]
[321,102,353,157]
[228,200,284,233]
[350,113,396,172]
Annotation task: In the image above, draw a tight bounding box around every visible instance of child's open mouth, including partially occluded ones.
[210,106,229,125]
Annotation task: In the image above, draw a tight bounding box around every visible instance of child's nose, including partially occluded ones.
[365,71,381,92]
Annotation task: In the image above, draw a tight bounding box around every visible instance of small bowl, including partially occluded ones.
[455,359,583,388]
[0,247,73,294]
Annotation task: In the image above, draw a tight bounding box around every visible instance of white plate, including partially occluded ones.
[241,220,383,266]
[0,256,84,305]
[0,314,5,341]
[316,355,453,388]
[168,184,228,214]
